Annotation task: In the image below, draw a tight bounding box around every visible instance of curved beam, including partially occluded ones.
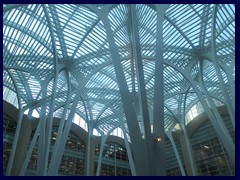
[209,4,235,129]
[48,5,68,58]
[71,18,101,58]
[164,15,195,48]
[4,21,53,53]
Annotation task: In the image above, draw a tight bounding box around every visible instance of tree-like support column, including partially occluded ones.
[150,4,169,176]
[99,6,149,175]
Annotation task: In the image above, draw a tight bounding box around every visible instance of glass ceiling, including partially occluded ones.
[3,4,235,138]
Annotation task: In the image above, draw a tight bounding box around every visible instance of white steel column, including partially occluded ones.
[129,5,152,170]
[120,120,137,176]
[179,122,198,175]
[36,87,47,175]
[47,91,79,175]
[43,76,58,176]
[199,82,235,165]
[198,61,235,165]
[81,96,93,176]
[151,4,169,176]
[20,123,40,176]
[6,109,24,175]
[86,128,93,176]
[165,61,235,168]
[42,5,59,175]
[165,127,186,176]
[4,67,26,176]
[206,4,235,129]
[47,71,71,175]
[190,81,235,165]
[27,108,33,120]
[99,8,149,175]
[224,65,235,111]
[96,135,107,176]
[199,61,235,134]
[181,87,198,176]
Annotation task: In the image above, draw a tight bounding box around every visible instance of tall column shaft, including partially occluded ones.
[179,125,198,176]
[121,119,137,176]
[96,136,107,176]
[11,118,33,175]
[47,92,79,175]
[151,5,169,176]
[100,11,149,176]
[129,4,152,172]
[20,122,40,176]
[208,4,235,129]
[166,131,186,176]
[84,135,95,176]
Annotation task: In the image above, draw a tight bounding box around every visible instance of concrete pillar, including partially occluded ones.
[11,118,33,175]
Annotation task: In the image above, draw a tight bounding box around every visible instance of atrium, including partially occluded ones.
[3,4,235,176]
